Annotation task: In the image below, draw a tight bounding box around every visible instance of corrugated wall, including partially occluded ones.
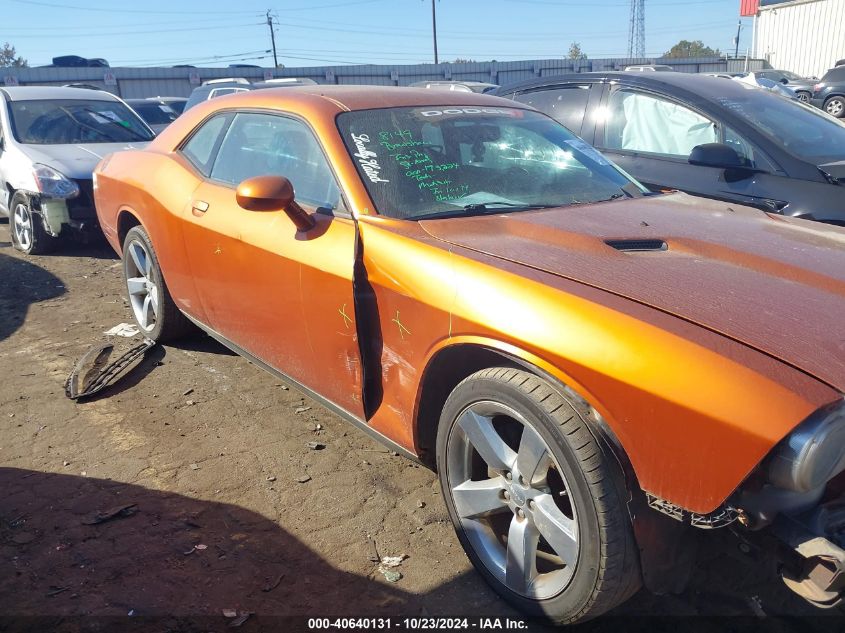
[1,56,769,98]
[755,0,845,77]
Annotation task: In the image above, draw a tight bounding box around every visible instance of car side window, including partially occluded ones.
[723,125,757,166]
[513,85,591,134]
[602,88,718,158]
[209,112,342,210]
[181,114,229,177]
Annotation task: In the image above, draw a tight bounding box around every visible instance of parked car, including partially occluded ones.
[408,80,499,93]
[125,98,179,134]
[811,64,845,118]
[183,77,317,111]
[495,72,845,224]
[742,69,817,102]
[153,96,188,115]
[95,86,845,622]
[624,64,674,72]
[0,86,153,254]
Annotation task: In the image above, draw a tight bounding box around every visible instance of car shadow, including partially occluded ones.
[0,467,532,633]
[0,252,66,342]
[0,467,839,633]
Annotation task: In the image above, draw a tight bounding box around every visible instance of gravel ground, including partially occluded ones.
[0,221,836,632]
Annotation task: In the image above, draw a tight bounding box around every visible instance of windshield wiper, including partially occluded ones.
[415,202,559,221]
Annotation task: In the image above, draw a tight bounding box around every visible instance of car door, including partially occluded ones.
[178,110,365,417]
[595,85,763,204]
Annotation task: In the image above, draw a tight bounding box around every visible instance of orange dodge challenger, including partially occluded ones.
[94,86,845,623]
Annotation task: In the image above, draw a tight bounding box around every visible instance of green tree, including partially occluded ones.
[663,40,721,59]
[568,42,587,60]
[0,42,28,68]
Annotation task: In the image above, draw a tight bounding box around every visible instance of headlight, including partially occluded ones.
[768,401,845,492]
[32,164,79,199]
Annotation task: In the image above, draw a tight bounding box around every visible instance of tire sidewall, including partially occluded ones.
[10,194,44,255]
[826,96,845,117]
[436,373,605,621]
[122,226,165,341]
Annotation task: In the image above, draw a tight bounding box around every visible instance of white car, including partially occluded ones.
[0,86,153,254]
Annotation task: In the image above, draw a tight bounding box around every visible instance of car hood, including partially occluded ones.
[19,142,148,180]
[420,192,845,392]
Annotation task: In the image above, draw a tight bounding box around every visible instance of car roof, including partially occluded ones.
[0,85,121,101]
[495,71,765,103]
[195,84,522,111]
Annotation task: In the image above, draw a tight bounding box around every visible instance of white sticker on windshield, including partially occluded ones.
[99,110,122,122]
[564,139,610,166]
[350,133,389,184]
[159,105,172,113]
[87,112,109,124]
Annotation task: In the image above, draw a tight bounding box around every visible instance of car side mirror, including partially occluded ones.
[780,78,789,84]
[235,175,315,231]
[688,143,746,169]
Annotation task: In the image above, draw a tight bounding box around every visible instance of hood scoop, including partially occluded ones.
[605,239,668,252]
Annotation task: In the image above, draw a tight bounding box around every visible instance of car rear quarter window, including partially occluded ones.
[602,89,717,157]
[822,66,845,82]
[181,114,229,177]
[209,112,341,210]
[512,85,591,134]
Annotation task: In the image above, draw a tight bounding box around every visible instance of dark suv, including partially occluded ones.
[494,72,845,225]
[811,65,845,118]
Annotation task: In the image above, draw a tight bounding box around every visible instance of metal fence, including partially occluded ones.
[2,56,769,99]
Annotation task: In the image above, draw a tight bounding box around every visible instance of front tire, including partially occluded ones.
[10,193,57,255]
[796,91,811,103]
[122,225,192,342]
[825,96,845,118]
[436,368,640,624]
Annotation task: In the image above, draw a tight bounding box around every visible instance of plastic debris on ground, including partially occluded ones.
[104,323,140,337]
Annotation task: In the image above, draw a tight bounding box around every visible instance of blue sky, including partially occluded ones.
[6,0,751,68]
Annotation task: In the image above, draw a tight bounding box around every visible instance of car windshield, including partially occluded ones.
[131,102,178,125]
[715,91,845,164]
[8,99,154,144]
[337,106,644,220]
[779,71,803,81]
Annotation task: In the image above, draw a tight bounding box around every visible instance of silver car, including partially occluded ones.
[0,86,153,254]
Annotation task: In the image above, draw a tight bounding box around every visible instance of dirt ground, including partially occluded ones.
[0,220,839,632]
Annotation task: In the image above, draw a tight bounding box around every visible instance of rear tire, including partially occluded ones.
[122,225,193,342]
[825,96,845,118]
[436,367,641,624]
[796,91,811,103]
[10,193,57,255]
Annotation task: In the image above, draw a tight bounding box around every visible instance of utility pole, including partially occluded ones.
[431,0,439,64]
[734,20,742,59]
[266,10,278,68]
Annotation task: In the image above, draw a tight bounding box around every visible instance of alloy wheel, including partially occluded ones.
[827,99,844,117]
[797,92,810,103]
[13,203,33,252]
[125,239,160,332]
[445,400,579,600]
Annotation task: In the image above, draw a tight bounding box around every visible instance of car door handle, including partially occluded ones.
[192,200,209,216]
